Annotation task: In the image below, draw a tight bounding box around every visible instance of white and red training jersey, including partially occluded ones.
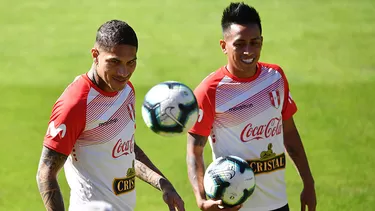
[190,62,297,210]
[44,74,137,211]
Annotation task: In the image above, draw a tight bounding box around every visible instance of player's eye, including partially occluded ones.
[251,41,262,47]
[127,60,136,66]
[108,59,120,65]
[234,42,245,47]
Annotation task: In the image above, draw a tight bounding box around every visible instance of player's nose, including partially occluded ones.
[243,44,254,55]
[117,66,129,77]
[243,51,254,56]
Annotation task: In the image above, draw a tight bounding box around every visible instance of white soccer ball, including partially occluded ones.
[204,155,256,207]
[141,81,199,136]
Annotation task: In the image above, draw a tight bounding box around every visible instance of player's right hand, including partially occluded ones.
[199,199,242,211]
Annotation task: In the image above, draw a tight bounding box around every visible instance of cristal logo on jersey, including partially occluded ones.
[269,90,281,109]
[46,121,67,139]
[240,117,282,142]
[113,160,136,195]
[112,135,134,158]
[247,143,286,175]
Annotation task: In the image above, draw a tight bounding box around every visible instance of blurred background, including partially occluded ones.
[0,0,374,210]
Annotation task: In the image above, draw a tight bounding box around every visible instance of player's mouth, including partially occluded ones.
[241,57,255,64]
[112,76,129,85]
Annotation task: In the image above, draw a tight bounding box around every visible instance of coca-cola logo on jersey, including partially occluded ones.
[112,135,134,158]
[240,117,282,142]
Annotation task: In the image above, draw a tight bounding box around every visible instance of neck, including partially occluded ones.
[88,64,110,92]
[226,63,257,78]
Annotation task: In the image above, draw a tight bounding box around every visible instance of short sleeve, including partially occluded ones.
[188,84,216,137]
[44,92,87,156]
[280,70,297,120]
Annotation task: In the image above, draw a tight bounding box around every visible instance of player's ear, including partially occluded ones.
[91,48,99,63]
[219,39,227,54]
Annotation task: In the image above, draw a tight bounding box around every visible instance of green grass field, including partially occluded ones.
[1,0,374,210]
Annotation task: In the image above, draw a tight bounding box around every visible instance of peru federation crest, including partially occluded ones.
[269,90,281,109]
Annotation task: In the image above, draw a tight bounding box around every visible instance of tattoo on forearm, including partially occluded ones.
[38,180,64,211]
[187,155,199,187]
[134,144,164,190]
[36,146,67,211]
[186,134,208,199]
[135,160,162,190]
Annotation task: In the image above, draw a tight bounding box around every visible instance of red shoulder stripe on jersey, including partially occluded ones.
[44,76,88,156]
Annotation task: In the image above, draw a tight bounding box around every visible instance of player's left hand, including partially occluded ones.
[161,180,185,211]
[300,183,317,211]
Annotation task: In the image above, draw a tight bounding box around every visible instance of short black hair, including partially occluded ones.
[221,2,262,34]
[95,20,138,51]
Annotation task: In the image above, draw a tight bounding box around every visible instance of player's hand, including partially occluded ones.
[161,180,185,211]
[300,183,317,211]
[199,199,242,211]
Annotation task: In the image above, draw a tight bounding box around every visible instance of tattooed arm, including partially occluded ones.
[134,143,167,190]
[283,117,317,210]
[134,144,167,190]
[186,132,208,208]
[134,142,182,192]
[187,133,237,211]
[134,143,184,211]
[36,146,68,211]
